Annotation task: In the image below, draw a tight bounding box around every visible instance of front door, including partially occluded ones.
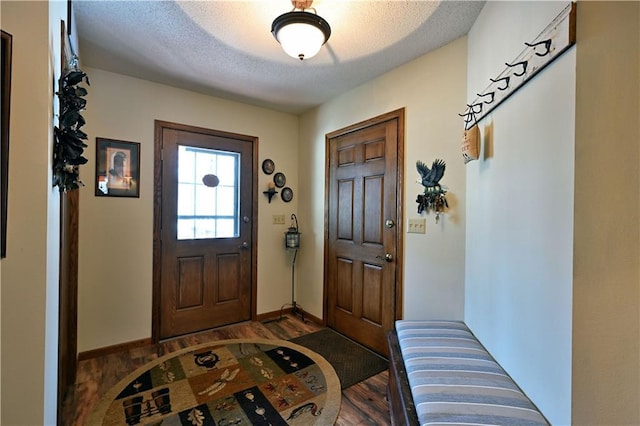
[154,121,257,340]
[326,109,404,356]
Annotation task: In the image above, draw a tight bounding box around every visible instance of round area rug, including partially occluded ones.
[87,338,341,425]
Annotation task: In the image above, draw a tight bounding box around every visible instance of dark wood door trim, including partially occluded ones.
[323,108,405,325]
[152,120,259,343]
[58,189,79,425]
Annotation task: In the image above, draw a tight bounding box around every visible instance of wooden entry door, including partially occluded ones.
[154,121,257,340]
[326,109,404,356]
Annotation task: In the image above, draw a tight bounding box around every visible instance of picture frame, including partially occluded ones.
[281,187,293,202]
[95,138,140,197]
[261,158,275,175]
[274,172,286,188]
[1,30,13,258]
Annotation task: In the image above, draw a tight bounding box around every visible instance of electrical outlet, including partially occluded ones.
[272,214,286,225]
[408,218,426,234]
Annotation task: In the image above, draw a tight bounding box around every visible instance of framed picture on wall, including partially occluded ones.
[95,138,140,197]
[1,30,13,258]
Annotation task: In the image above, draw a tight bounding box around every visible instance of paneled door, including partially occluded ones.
[154,121,257,340]
[326,109,404,356]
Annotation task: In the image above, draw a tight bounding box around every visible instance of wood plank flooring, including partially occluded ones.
[62,315,391,425]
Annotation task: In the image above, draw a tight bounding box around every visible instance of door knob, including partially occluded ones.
[239,241,249,249]
[376,253,393,262]
[385,219,395,228]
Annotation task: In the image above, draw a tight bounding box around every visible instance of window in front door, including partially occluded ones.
[177,145,240,240]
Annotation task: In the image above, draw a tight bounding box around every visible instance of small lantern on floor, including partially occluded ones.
[285,214,300,249]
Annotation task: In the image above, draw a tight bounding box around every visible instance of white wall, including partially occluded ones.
[298,37,468,321]
[1,1,66,424]
[78,68,300,352]
[464,2,574,424]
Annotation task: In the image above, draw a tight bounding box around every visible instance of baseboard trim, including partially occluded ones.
[78,337,152,361]
[79,310,324,361]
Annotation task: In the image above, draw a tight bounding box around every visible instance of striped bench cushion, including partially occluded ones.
[396,320,548,426]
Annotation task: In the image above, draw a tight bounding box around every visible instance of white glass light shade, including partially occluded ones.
[272,11,331,61]
[277,23,325,60]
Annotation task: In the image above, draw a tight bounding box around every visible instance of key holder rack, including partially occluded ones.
[459,2,577,130]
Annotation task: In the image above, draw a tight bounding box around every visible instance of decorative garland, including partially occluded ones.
[53,67,90,192]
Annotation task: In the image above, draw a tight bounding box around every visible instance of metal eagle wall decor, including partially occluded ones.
[416,159,449,222]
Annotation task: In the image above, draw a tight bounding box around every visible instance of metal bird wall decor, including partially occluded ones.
[417,159,446,187]
[416,159,449,222]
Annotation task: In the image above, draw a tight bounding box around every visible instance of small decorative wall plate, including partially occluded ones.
[274,172,286,188]
[281,187,293,202]
[262,159,275,175]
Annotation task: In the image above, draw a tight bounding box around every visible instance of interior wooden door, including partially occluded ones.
[326,109,404,356]
[154,121,257,340]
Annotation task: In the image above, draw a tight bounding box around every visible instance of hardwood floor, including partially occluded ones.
[62,315,391,425]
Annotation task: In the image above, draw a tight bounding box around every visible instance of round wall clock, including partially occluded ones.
[262,159,275,175]
[274,172,286,188]
[281,187,293,202]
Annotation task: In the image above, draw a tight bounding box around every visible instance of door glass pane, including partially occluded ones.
[216,187,235,216]
[177,145,240,240]
[177,183,194,216]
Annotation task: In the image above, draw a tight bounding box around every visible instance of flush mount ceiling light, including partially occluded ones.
[271,0,331,61]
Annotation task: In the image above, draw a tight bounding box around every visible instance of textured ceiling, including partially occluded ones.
[74,1,485,114]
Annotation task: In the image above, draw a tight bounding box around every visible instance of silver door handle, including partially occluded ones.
[376,253,393,262]
[239,241,249,249]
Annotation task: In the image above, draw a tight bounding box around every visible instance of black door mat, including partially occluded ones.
[290,328,388,389]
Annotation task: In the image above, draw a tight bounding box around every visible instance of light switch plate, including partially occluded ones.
[272,214,286,225]
[408,218,426,234]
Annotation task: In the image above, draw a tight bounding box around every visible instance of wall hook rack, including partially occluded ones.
[525,39,553,57]
[459,2,577,130]
[477,91,495,104]
[505,60,528,77]
[489,76,510,91]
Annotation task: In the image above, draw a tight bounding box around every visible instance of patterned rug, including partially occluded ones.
[87,339,341,425]
[290,329,388,389]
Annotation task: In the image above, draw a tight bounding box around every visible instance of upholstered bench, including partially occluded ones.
[387,320,549,425]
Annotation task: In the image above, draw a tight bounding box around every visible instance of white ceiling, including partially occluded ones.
[74,0,485,114]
